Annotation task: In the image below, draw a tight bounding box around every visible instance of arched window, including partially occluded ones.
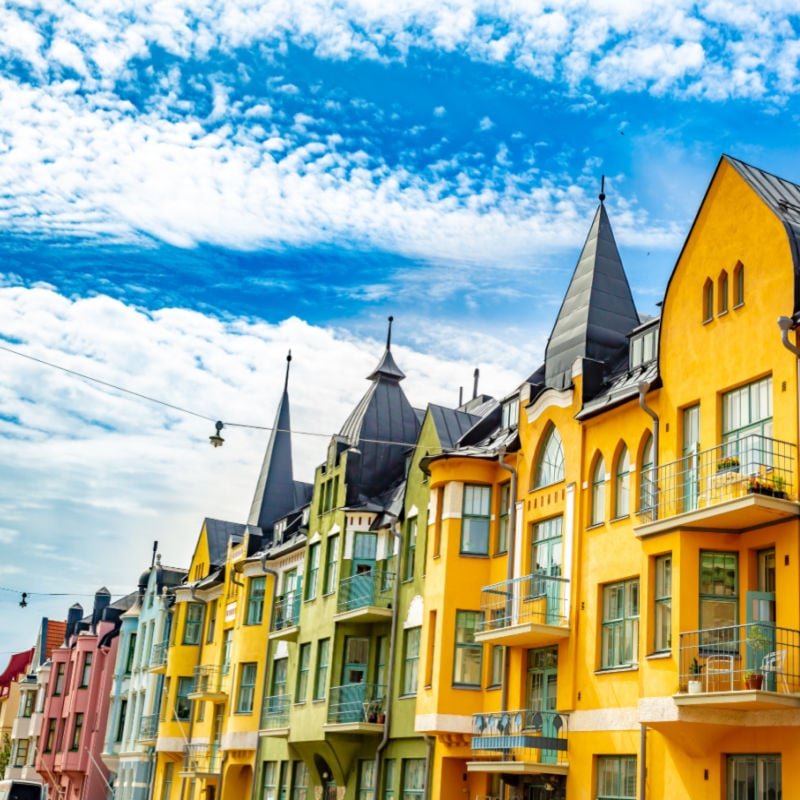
[639,433,655,514]
[534,425,565,488]
[718,270,728,315]
[591,456,606,526]
[615,445,630,518]
[703,278,714,323]
[734,262,744,307]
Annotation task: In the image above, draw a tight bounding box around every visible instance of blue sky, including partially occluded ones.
[2,0,800,652]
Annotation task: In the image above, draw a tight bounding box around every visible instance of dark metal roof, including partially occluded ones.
[428,404,481,449]
[544,202,640,390]
[724,155,800,314]
[577,360,659,420]
[248,354,299,536]
[204,518,247,567]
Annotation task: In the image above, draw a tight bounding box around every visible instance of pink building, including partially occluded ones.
[37,589,135,800]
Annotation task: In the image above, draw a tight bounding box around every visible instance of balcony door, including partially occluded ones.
[350,533,378,607]
[683,404,700,512]
[526,647,558,765]
[340,637,370,722]
[531,517,562,624]
[747,548,776,688]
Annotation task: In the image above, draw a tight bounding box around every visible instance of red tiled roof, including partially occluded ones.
[0,648,34,692]
[45,621,67,658]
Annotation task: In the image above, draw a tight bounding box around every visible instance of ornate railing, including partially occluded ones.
[149,641,169,668]
[138,714,159,741]
[260,693,290,729]
[327,683,386,724]
[478,573,569,632]
[471,709,568,765]
[270,583,303,631]
[190,665,224,695]
[182,743,221,774]
[337,570,394,613]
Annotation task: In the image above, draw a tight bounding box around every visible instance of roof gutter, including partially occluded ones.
[497,449,517,713]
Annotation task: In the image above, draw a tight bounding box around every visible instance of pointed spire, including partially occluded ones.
[544,200,640,390]
[367,315,406,381]
[599,174,606,203]
[247,351,298,534]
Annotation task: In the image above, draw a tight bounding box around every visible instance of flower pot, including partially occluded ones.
[746,674,763,690]
[688,679,703,694]
[377,713,386,724]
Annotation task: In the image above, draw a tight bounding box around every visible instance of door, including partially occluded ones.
[683,405,700,512]
[747,551,777,689]
[210,706,223,771]
[531,518,562,624]
[350,533,378,608]
[283,568,299,625]
[339,637,370,722]
[525,647,558,764]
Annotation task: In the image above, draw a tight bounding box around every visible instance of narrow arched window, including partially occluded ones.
[534,425,565,488]
[639,433,655,514]
[703,278,714,323]
[615,445,630,518]
[734,262,744,307]
[718,270,728,315]
[591,456,606,526]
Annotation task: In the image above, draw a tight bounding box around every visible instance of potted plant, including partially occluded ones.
[745,624,771,690]
[747,477,773,496]
[773,474,787,499]
[688,658,704,693]
[716,456,740,473]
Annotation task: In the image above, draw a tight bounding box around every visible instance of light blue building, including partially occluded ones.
[102,555,186,800]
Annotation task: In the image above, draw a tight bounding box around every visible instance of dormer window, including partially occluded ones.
[501,397,519,429]
[629,325,659,370]
[274,519,287,540]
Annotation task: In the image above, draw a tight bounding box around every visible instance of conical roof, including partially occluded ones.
[544,201,639,390]
[247,353,298,535]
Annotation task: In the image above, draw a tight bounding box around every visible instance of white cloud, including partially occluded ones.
[478,115,494,131]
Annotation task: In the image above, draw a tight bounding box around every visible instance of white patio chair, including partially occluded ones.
[761,650,789,693]
[705,655,735,692]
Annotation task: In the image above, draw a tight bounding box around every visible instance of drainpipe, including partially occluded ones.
[639,724,647,800]
[779,317,800,471]
[423,734,435,800]
[374,524,403,798]
[638,381,659,516]
[497,450,517,713]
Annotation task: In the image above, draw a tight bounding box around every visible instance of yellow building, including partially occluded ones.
[420,156,800,800]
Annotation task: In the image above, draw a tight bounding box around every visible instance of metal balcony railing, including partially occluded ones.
[471,709,569,766]
[260,694,290,729]
[678,622,800,694]
[182,743,221,775]
[190,665,224,695]
[637,434,796,523]
[478,573,569,632]
[138,714,159,741]
[149,641,169,668]
[336,570,394,614]
[327,683,386,725]
[270,585,302,632]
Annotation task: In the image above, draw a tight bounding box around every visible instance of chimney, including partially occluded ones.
[91,588,112,634]
[473,367,480,399]
[458,386,463,406]
[65,603,83,645]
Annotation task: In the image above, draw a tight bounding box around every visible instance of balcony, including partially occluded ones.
[259,694,290,735]
[138,714,160,743]
[468,710,569,775]
[269,587,302,641]
[180,743,222,777]
[333,571,394,624]
[475,574,570,647]
[149,641,169,672]
[188,665,227,702]
[323,683,386,734]
[675,622,800,710]
[635,435,798,537]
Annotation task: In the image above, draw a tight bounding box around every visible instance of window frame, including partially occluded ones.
[80,651,93,688]
[496,482,510,554]
[534,425,565,488]
[601,578,639,669]
[591,456,606,526]
[726,753,781,800]
[295,643,311,703]
[13,738,29,768]
[452,610,483,687]
[718,270,729,314]
[291,759,309,800]
[305,543,320,601]
[734,262,745,307]
[614,445,630,519]
[654,554,672,653]
[404,518,417,581]
[597,755,637,800]
[236,662,258,714]
[402,627,421,696]
[460,484,491,556]
[699,550,738,651]
[245,576,266,626]
[314,638,330,700]
[323,534,339,595]
[703,278,714,323]
[70,712,84,751]
[400,758,425,799]
[175,676,193,721]
[183,603,204,645]
[124,632,136,675]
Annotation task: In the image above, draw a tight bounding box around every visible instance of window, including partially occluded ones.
[719,270,729,314]
[597,755,637,800]
[376,636,388,691]
[261,761,278,800]
[296,643,311,703]
[601,579,639,669]
[175,677,193,720]
[401,759,425,799]
[531,516,562,577]
[271,658,288,698]
[53,663,65,696]
[489,645,504,687]
[461,484,491,555]
[497,482,510,554]
[161,763,174,800]
[314,638,330,700]
[124,633,136,674]
[324,535,339,595]
[501,397,519,429]
[734,261,745,306]
[614,445,630,518]
[424,613,436,688]
[358,760,376,800]
[79,652,93,687]
[183,603,204,645]
[639,433,655,513]
[534,425,565,488]
[703,278,714,322]
[116,699,127,742]
[630,325,659,369]
[654,554,672,653]
[70,713,84,751]
[14,739,29,768]
[21,690,34,718]
[305,543,320,600]
[291,760,309,800]
[222,629,232,675]
[591,456,606,525]
[727,754,781,800]
[758,548,776,593]
[699,551,738,647]
[453,611,482,687]
[44,719,56,752]
[722,377,773,473]
[383,758,396,800]
[432,486,444,558]
[404,518,417,580]
[207,600,217,643]
[402,628,420,696]
[237,663,257,713]
[246,577,266,625]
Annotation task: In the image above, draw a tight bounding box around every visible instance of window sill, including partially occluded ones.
[398,693,416,700]
[610,515,629,524]
[458,553,490,559]
[527,481,564,494]
[493,550,508,557]
[233,710,253,716]
[293,700,306,706]
[702,317,713,326]
[586,522,605,531]
[646,651,672,660]
[717,309,728,318]
[486,684,501,691]
[733,302,744,310]
[452,684,483,690]
[595,665,638,675]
